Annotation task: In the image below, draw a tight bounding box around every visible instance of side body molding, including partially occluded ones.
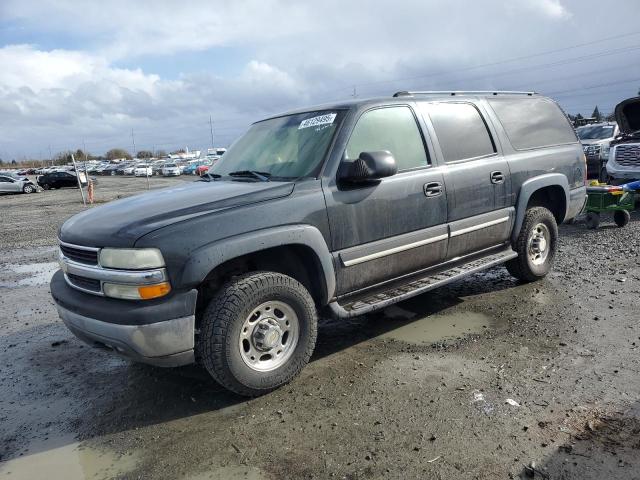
[180,225,336,304]
[512,173,569,243]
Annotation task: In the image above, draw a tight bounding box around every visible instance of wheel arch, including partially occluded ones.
[181,225,336,307]
[512,174,569,243]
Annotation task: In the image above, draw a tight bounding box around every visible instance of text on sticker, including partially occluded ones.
[299,113,337,130]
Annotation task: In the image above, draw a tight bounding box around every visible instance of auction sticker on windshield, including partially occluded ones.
[299,113,337,130]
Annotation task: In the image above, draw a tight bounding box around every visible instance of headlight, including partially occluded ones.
[599,143,610,160]
[99,248,165,269]
[103,282,171,300]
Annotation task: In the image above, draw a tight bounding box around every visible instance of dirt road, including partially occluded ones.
[1,177,639,479]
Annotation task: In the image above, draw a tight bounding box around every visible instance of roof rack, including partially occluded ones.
[392,90,536,98]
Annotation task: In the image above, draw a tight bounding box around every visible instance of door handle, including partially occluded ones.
[423,182,443,197]
[490,171,505,184]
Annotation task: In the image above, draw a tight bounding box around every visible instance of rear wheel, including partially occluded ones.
[506,207,558,282]
[198,272,318,397]
[613,210,630,228]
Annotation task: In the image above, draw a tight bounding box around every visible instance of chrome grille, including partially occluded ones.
[59,243,99,265]
[614,144,640,167]
[583,144,601,161]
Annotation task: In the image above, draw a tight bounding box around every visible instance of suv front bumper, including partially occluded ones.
[51,270,197,367]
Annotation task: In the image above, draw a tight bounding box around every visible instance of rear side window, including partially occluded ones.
[488,97,576,150]
[345,106,429,170]
[424,102,496,163]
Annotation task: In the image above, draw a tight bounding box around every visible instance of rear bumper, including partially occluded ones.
[566,186,587,220]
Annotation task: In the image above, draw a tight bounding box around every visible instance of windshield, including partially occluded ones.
[164,163,177,168]
[211,110,345,179]
[577,125,615,140]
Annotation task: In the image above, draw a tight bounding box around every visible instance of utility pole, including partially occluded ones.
[131,129,137,159]
[48,145,53,167]
[209,115,215,151]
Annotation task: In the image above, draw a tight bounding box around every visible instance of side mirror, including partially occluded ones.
[341,151,398,183]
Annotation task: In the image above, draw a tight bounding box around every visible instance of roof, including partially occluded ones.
[258,90,543,123]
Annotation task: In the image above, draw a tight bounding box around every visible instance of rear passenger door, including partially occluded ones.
[420,101,513,259]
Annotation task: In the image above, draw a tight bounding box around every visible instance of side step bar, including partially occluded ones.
[327,246,518,318]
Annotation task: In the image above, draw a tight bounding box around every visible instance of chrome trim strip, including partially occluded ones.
[342,234,448,267]
[61,256,167,284]
[450,216,509,238]
[58,240,100,252]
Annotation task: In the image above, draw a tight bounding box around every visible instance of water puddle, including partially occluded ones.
[0,436,138,479]
[0,261,59,287]
[380,306,494,344]
[186,466,265,480]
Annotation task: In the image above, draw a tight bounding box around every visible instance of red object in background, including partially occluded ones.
[196,165,210,176]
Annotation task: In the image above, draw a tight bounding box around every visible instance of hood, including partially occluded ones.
[59,180,294,247]
[615,97,640,134]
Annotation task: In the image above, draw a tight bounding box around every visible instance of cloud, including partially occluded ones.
[1,0,639,158]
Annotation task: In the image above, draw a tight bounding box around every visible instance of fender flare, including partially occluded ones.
[512,173,569,243]
[180,225,336,304]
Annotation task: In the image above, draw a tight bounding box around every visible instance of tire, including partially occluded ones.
[599,167,610,184]
[506,207,558,282]
[585,212,600,229]
[42,183,51,190]
[613,209,630,228]
[198,272,318,397]
[22,184,35,194]
[110,170,116,176]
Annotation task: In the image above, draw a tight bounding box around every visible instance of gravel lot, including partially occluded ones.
[1,177,639,479]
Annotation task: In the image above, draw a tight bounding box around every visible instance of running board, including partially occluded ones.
[328,247,518,318]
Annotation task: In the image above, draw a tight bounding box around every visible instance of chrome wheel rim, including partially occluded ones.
[528,223,550,266]
[239,300,299,372]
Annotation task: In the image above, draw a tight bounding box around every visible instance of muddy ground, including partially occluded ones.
[1,177,639,480]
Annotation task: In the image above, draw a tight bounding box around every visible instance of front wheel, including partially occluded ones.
[42,183,51,190]
[506,207,558,282]
[599,166,610,184]
[198,272,318,397]
[23,184,35,194]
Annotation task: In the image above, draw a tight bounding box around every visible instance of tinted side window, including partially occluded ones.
[345,106,429,170]
[0,177,10,182]
[424,102,495,163]
[488,97,576,150]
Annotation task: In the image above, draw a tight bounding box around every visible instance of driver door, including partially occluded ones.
[323,105,448,295]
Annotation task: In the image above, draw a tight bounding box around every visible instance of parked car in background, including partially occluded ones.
[182,161,201,175]
[102,164,120,176]
[134,164,152,177]
[195,159,215,176]
[162,163,181,176]
[607,97,640,184]
[151,160,166,176]
[122,164,135,175]
[52,90,586,396]
[576,122,619,180]
[37,171,86,190]
[115,162,134,175]
[0,174,37,194]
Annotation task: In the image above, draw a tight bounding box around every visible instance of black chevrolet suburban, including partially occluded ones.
[51,91,586,396]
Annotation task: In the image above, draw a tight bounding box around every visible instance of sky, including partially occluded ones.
[1,0,640,160]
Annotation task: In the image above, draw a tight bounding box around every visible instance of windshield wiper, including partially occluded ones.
[228,170,271,182]
[199,173,222,182]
